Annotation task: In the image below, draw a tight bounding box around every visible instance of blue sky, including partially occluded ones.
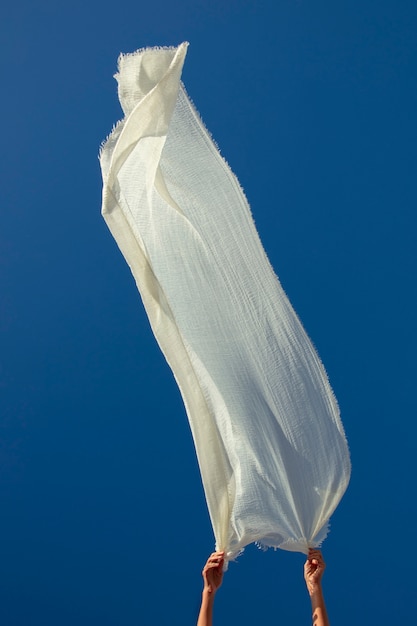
[1,1,417,624]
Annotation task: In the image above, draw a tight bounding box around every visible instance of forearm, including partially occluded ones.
[197,590,215,626]
[309,588,329,626]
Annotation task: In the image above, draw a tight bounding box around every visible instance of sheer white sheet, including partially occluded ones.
[100,43,350,562]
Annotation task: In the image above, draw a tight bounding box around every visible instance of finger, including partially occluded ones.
[308,550,323,561]
[205,562,222,571]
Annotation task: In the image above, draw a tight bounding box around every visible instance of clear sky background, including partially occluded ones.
[1,1,416,624]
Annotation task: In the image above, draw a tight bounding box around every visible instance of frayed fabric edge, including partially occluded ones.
[117,41,189,65]
[99,42,190,163]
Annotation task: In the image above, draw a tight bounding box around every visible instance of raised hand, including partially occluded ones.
[304,549,330,626]
[304,548,326,595]
[202,551,225,594]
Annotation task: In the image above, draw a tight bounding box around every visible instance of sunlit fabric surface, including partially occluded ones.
[100,42,350,562]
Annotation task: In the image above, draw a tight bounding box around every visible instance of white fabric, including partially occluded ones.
[100,42,350,561]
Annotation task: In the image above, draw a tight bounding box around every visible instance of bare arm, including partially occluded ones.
[197,551,225,626]
[304,549,330,626]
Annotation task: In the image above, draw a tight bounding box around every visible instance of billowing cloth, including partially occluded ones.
[100,42,350,561]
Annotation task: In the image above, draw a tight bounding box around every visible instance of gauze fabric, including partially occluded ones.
[100,42,350,561]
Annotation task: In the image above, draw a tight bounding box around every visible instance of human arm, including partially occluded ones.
[196,551,225,626]
[304,549,330,626]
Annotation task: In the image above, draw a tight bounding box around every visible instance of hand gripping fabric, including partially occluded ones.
[100,43,350,562]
